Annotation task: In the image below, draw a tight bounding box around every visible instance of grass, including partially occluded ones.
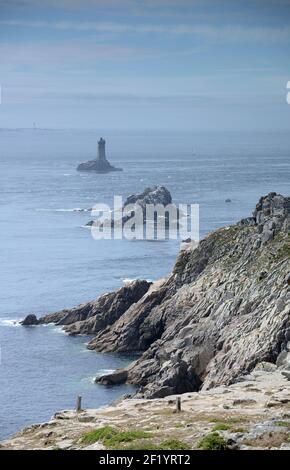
[243,432,289,448]
[113,439,191,451]
[212,423,231,431]
[275,421,290,428]
[276,244,290,261]
[232,427,247,433]
[80,426,154,447]
[197,432,228,451]
[105,430,154,447]
[80,426,117,445]
[212,420,248,433]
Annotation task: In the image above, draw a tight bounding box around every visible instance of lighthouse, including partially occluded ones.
[97,137,106,162]
[77,137,122,173]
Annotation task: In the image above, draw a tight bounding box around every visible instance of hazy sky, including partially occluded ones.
[0,0,290,130]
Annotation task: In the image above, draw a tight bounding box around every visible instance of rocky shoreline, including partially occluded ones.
[22,192,290,399]
[2,367,290,450]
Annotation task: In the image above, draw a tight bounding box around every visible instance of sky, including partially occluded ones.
[0,0,290,130]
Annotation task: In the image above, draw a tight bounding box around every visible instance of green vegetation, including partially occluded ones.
[105,430,154,447]
[80,426,153,447]
[80,425,117,445]
[275,421,290,428]
[276,242,290,260]
[158,439,191,450]
[212,423,231,431]
[210,416,248,425]
[113,438,191,451]
[197,432,228,450]
[232,427,247,433]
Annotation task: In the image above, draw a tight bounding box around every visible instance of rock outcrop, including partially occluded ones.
[86,185,172,227]
[22,192,290,399]
[77,159,122,173]
[123,185,172,209]
[22,280,151,335]
[21,314,39,326]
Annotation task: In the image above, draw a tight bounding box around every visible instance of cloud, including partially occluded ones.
[1,19,290,43]
[0,40,152,70]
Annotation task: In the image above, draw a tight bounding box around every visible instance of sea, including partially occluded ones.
[0,128,289,439]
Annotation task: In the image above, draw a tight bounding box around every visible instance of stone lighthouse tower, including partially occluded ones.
[97,137,106,162]
[77,137,122,173]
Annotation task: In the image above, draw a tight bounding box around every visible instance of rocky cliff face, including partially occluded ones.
[22,193,290,399]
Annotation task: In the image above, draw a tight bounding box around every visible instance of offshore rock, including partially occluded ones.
[21,314,39,326]
[86,185,172,227]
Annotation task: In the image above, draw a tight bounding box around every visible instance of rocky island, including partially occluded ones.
[22,192,290,401]
[86,185,173,227]
[77,138,122,173]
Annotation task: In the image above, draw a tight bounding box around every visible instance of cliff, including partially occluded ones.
[22,192,290,399]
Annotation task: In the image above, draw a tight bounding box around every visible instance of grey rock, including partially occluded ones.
[22,193,290,399]
[281,370,290,380]
[86,185,173,228]
[232,399,257,406]
[258,271,268,281]
[21,314,39,326]
[276,350,290,368]
[24,280,151,336]
[254,362,277,372]
[96,369,128,385]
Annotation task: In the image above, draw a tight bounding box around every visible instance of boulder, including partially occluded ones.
[96,369,128,385]
[21,314,39,326]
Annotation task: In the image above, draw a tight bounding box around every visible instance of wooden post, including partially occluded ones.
[76,395,82,412]
[176,396,181,412]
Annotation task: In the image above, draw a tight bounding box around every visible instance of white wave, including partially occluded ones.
[122,278,152,285]
[122,278,136,285]
[96,369,115,376]
[52,326,67,335]
[81,375,96,384]
[36,208,89,213]
[0,318,22,327]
